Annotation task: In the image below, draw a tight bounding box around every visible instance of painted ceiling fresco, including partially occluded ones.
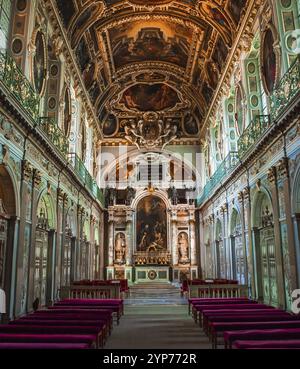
[109,21,192,69]
[55,0,249,142]
[120,84,180,112]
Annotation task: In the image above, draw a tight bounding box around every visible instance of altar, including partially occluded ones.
[135,266,170,283]
[106,188,198,284]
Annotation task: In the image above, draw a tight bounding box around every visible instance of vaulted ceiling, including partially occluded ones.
[55,0,248,142]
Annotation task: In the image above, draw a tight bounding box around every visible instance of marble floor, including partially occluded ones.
[105,283,211,349]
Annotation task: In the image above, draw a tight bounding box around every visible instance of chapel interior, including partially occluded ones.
[0,0,300,350]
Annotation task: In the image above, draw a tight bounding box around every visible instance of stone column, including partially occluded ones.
[89,215,96,280]
[125,209,133,265]
[14,160,33,317]
[59,193,68,285]
[209,214,216,278]
[252,227,262,300]
[277,158,299,298]
[108,210,114,266]
[27,169,42,311]
[5,216,19,320]
[46,229,55,306]
[238,191,249,286]
[267,167,286,309]
[76,205,84,281]
[243,187,256,298]
[189,209,196,266]
[220,204,230,279]
[293,214,300,287]
[171,209,178,266]
[54,189,64,299]
[99,212,105,280]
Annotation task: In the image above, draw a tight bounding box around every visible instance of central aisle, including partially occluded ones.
[105,283,210,349]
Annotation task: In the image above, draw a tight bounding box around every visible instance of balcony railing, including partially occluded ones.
[270,55,300,121]
[68,153,105,206]
[0,50,40,120]
[0,52,102,208]
[197,152,239,206]
[237,115,271,158]
[39,117,69,157]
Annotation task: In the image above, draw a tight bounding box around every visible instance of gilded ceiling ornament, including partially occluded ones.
[124,112,177,150]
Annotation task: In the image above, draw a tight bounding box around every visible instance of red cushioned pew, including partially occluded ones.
[204,312,295,337]
[54,298,124,322]
[202,308,283,331]
[193,303,273,324]
[0,342,90,349]
[188,297,253,314]
[224,328,300,349]
[24,309,113,333]
[0,324,104,348]
[210,320,300,349]
[18,315,111,338]
[232,339,300,350]
[0,333,96,347]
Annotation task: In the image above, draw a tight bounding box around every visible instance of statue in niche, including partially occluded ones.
[114,233,126,264]
[168,186,178,205]
[105,187,116,207]
[125,186,136,206]
[178,233,189,264]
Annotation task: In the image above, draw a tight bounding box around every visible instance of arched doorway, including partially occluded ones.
[35,193,55,307]
[253,191,278,306]
[215,219,225,278]
[230,208,245,284]
[0,165,16,293]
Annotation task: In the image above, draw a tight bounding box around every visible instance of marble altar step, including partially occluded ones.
[125,283,185,305]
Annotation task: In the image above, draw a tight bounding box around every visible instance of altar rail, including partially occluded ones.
[188,284,248,299]
[60,283,121,300]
